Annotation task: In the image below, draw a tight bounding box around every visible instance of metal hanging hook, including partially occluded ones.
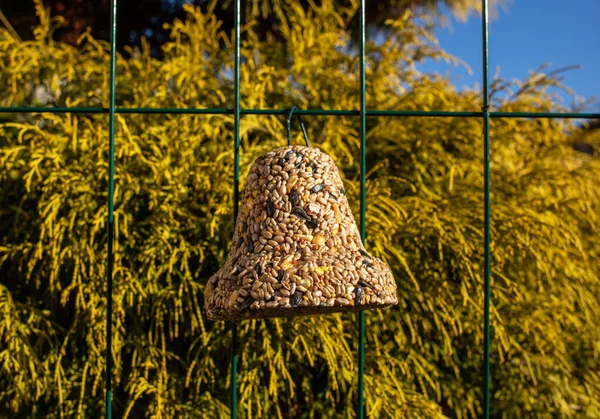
[286,106,310,147]
[286,106,296,146]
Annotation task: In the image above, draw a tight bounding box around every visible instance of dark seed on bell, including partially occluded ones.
[266,199,275,217]
[240,297,255,311]
[330,193,338,200]
[248,240,254,253]
[242,222,248,233]
[284,150,295,161]
[291,291,303,307]
[277,157,285,167]
[355,285,364,305]
[237,237,244,247]
[358,279,374,290]
[310,183,326,194]
[277,270,285,282]
[362,260,372,268]
[255,263,262,275]
[339,187,345,195]
[359,249,371,259]
[305,218,320,229]
[289,190,301,206]
[308,160,317,170]
[292,206,311,221]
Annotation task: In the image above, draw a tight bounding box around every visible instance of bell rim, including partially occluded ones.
[206,299,399,321]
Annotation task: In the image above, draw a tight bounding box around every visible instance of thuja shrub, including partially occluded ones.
[0,1,598,417]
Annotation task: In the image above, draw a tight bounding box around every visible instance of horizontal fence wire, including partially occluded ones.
[1,107,598,119]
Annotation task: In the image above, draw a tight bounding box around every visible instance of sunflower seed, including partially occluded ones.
[354,285,364,305]
[266,200,275,217]
[291,291,303,307]
[284,150,295,161]
[292,206,311,221]
[240,297,255,311]
[289,190,300,206]
[358,279,375,290]
[310,183,326,194]
[305,218,320,229]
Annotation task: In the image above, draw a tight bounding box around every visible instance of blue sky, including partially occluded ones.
[418,0,600,111]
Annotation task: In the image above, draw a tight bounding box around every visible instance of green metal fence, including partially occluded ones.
[1,0,599,418]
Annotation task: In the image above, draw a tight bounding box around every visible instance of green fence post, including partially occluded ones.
[105,0,118,418]
[357,0,367,417]
[481,0,492,418]
[230,0,241,418]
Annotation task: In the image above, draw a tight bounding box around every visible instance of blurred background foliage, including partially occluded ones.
[0,0,599,417]
[3,0,499,57]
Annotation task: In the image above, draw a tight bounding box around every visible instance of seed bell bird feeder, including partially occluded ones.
[204,108,398,320]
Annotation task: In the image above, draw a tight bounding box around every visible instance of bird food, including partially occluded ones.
[204,146,398,320]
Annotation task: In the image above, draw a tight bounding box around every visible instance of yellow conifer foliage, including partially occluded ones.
[0,1,598,418]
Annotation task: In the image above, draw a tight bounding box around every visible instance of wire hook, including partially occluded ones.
[286,106,310,147]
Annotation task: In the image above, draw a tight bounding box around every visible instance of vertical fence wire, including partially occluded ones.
[481,0,492,417]
[105,0,118,418]
[357,0,367,417]
[230,0,241,417]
